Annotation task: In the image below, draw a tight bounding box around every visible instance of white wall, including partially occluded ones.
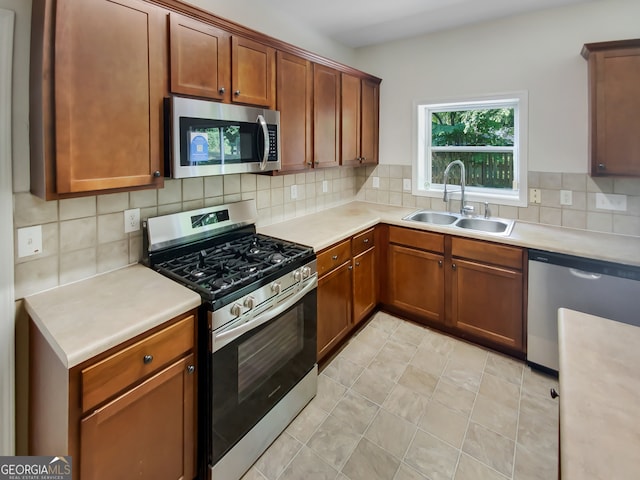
[184,0,356,66]
[2,0,30,193]
[354,0,640,173]
[1,5,16,457]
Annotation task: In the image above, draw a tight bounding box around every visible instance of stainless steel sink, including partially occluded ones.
[455,217,515,235]
[403,210,515,237]
[403,211,458,225]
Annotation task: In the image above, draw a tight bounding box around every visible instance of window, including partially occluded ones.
[414,92,528,207]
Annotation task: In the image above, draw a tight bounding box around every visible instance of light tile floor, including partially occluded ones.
[242,312,559,480]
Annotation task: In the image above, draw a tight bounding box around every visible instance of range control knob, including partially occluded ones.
[271,282,281,295]
[244,296,255,309]
[293,270,302,281]
[302,266,312,279]
[230,303,242,317]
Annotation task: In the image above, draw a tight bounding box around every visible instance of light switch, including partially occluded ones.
[372,177,380,189]
[403,178,412,191]
[18,225,43,258]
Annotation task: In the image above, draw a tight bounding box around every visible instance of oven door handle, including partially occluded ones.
[213,277,317,352]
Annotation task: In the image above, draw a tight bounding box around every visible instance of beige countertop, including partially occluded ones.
[558,308,640,479]
[258,201,640,266]
[24,264,202,369]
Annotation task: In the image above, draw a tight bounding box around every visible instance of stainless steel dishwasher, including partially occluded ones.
[527,249,640,373]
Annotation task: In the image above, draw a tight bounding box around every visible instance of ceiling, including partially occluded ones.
[269,0,597,48]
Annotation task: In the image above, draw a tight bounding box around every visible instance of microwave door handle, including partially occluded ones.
[257,114,269,170]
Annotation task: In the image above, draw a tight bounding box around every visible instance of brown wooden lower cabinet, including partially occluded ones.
[386,243,444,323]
[316,227,378,361]
[352,246,377,325]
[317,260,352,359]
[381,225,526,357]
[29,310,198,480]
[81,354,195,480]
[450,258,524,352]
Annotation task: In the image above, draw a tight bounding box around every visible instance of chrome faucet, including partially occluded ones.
[443,160,473,215]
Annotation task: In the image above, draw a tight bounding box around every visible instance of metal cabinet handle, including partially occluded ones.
[332,255,338,260]
[452,263,457,270]
[355,262,360,267]
[187,365,195,374]
[550,388,559,399]
[143,354,153,364]
[438,260,443,267]
[234,90,241,96]
[363,238,369,244]
[153,171,161,178]
[219,87,226,94]
[598,163,606,170]
[348,265,353,271]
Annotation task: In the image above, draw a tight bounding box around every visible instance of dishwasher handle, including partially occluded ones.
[569,268,602,280]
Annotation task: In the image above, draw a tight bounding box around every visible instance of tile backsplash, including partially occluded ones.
[13,165,640,299]
[13,168,359,299]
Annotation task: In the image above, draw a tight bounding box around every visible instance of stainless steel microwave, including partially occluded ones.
[167,96,281,178]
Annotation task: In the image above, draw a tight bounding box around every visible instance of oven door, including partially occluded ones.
[209,280,316,465]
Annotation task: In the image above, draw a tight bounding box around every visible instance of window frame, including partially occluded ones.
[413,92,528,207]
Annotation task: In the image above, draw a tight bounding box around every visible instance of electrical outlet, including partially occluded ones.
[322,180,328,193]
[560,190,573,206]
[372,177,380,189]
[18,225,43,258]
[403,178,412,191]
[529,188,541,204]
[595,192,627,211]
[124,208,140,233]
[290,184,298,200]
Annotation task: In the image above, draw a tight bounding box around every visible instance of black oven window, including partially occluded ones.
[237,308,304,403]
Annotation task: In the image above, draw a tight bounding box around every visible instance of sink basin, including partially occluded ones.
[403,211,458,225]
[403,209,515,237]
[455,217,515,235]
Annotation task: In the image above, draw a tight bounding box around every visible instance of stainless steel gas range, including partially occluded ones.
[144,199,318,480]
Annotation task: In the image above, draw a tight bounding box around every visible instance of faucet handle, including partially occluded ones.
[483,202,491,219]
[462,205,474,216]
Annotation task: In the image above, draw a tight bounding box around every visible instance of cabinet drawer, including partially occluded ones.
[81,315,194,413]
[317,239,351,277]
[352,228,375,257]
[388,226,444,253]
[451,237,523,270]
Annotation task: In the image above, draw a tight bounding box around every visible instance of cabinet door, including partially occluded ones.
[341,73,361,167]
[313,64,340,169]
[360,78,379,165]
[54,0,166,194]
[231,36,276,108]
[353,247,377,326]
[80,354,195,480]
[277,52,313,172]
[450,258,524,352]
[169,13,230,101]
[589,47,640,176]
[317,262,352,360]
[387,244,445,324]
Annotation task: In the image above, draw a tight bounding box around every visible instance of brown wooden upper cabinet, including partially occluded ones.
[169,16,275,109]
[169,13,231,101]
[582,39,640,177]
[231,36,276,109]
[276,52,313,172]
[341,74,380,167]
[30,0,166,199]
[313,64,341,169]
